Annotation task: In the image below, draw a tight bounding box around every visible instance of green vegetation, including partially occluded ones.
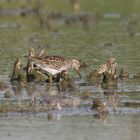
[0,0,140,13]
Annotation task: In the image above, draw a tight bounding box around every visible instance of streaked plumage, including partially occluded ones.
[25,55,81,81]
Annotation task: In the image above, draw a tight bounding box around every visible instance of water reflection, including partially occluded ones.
[0,78,140,140]
[0,77,140,114]
[104,91,118,112]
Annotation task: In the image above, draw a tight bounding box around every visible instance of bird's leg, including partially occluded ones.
[49,75,53,83]
[48,75,53,92]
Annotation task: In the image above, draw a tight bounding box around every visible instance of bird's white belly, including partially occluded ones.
[43,67,60,75]
[37,64,60,75]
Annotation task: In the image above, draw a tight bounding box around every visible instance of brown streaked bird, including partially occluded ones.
[25,55,81,82]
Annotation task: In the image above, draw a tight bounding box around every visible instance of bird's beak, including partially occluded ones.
[76,69,81,78]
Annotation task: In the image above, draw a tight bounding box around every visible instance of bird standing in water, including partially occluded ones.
[25,55,81,82]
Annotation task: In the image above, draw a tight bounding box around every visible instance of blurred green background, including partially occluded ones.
[0,0,140,76]
[0,0,140,13]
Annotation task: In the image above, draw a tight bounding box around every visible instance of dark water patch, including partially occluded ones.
[122,101,140,108]
[0,7,38,16]
[0,23,26,29]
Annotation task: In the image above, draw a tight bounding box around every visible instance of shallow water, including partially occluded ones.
[0,0,140,140]
[0,114,140,140]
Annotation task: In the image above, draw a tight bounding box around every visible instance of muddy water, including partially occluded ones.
[0,1,140,139]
